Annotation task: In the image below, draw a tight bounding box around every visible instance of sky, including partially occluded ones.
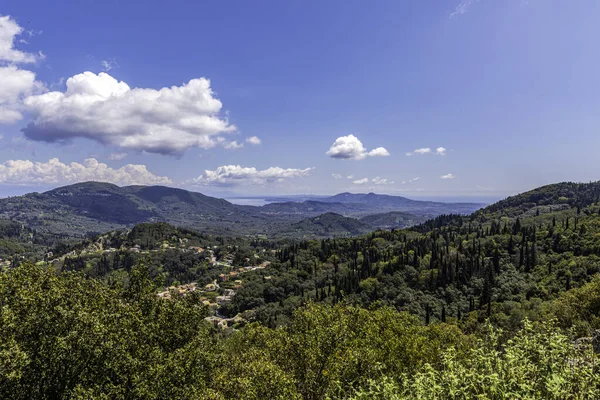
[1,0,600,199]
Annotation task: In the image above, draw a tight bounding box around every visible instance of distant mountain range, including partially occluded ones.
[0,182,485,239]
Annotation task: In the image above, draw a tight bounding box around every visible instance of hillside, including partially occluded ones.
[0,182,484,239]
[359,211,426,229]
[3,180,600,398]
[477,181,600,218]
[279,212,373,238]
[321,192,485,216]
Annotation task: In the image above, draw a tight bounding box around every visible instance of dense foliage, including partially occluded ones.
[1,263,598,399]
[2,181,600,398]
[226,182,600,336]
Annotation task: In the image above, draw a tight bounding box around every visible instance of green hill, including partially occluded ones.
[0,182,485,239]
[360,211,426,229]
[281,212,373,238]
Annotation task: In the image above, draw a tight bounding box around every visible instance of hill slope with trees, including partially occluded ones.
[2,180,600,398]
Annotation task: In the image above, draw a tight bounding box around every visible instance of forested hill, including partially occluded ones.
[321,192,484,215]
[412,181,600,232]
[0,181,484,238]
[3,181,600,398]
[281,212,373,238]
[478,181,600,217]
[222,180,600,337]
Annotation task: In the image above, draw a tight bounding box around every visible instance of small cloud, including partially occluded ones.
[371,177,394,185]
[222,140,244,150]
[407,147,447,156]
[406,148,431,156]
[101,59,118,72]
[108,152,128,161]
[352,178,369,185]
[402,177,420,184]
[441,173,455,180]
[332,173,342,179]
[367,147,390,157]
[326,134,390,160]
[347,175,354,179]
[245,136,261,145]
[450,0,479,18]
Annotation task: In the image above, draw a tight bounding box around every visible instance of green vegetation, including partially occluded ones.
[1,181,600,398]
[0,263,598,399]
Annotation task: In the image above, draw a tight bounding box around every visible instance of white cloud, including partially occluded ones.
[401,176,421,184]
[193,165,314,186]
[0,17,45,124]
[347,175,354,179]
[0,157,171,185]
[353,176,394,185]
[326,134,390,160]
[22,71,238,155]
[441,173,455,180]
[222,140,244,150]
[0,66,44,123]
[367,147,390,157]
[101,59,118,72]
[352,178,369,185]
[0,16,39,64]
[332,173,342,179]
[371,176,394,185]
[246,136,261,145]
[450,0,479,18]
[108,152,128,161]
[406,147,431,156]
[407,147,447,156]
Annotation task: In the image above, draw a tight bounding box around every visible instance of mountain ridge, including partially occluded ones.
[0,181,484,238]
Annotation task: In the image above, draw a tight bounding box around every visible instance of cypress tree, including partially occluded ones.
[441,305,446,323]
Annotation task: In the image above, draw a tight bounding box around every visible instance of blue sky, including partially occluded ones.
[1,0,600,199]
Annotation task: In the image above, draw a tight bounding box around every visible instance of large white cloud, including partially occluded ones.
[21,71,238,155]
[0,16,38,64]
[193,165,313,186]
[0,16,44,123]
[0,66,43,123]
[326,134,390,160]
[0,157,171,185]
